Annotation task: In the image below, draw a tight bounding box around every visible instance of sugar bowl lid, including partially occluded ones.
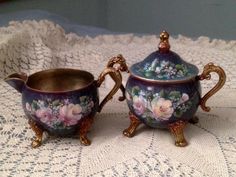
[130,31,199,82]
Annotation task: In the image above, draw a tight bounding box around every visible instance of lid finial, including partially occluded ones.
[158,31,170,53]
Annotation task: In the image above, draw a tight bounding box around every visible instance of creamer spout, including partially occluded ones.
[4,72,28,93]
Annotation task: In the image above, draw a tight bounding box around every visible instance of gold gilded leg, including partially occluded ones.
[169,121,188,147]
[28,119,43,148]
[118,84,126,101]
[189,116,199,124]
[123,112,141,137]
[79,117,93,146]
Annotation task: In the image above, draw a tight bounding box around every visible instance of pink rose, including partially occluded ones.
[179,93,189,104]
[133,95,146,115]
[25,103,31,111]
[64,99,70,105]
[151,98,174,120]
[181,93,189,102]
[35,108,53,124]
[59,104,82,126]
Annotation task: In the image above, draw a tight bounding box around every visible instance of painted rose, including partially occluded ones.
[178,93,189,105]
[151,98,174,120]
[59,104,82,126]
[133,95,146,115]
[155,67,161,74]
[25,102,31,112]
[35,108,54,125]
[64,99,70,105]
[182,93,189,102]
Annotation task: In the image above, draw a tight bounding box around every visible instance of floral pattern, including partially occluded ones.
[127,86,192,122]
[140,59,190,80]
[132,95,146,115]
[151,98,174,120]
[25,96,94,128]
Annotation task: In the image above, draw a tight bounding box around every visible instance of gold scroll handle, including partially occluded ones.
[106,54,129,101]
[96,65,122,112]
[198,62,226,112]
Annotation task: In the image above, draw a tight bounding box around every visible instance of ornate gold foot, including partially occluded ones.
[169,121,188,147]
[80,135,91,146]
[28,119,44,148]
[189,116,199,124]
[123,112,141,137]
[79,117,93,146]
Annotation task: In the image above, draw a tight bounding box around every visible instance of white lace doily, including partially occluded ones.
[0,20,236,177]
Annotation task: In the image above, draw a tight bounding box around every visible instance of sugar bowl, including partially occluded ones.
[120,31,226,147]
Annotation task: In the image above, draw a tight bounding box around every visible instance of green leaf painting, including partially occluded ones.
[132,86,140,96]
[52,100,60,107]
[169,91,181,100]
[159,90,165,98]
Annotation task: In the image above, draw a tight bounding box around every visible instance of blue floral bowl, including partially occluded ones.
[4,56,125,148]
[121,31,226,147]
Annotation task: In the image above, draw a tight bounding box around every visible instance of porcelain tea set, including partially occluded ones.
[5,31,226,148]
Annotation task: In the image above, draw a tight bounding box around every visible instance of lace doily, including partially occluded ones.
[0,20,236,177]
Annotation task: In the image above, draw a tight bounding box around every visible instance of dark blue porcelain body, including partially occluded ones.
[126,75,201,128]
[22,82,99,136]
[125,40,202,129]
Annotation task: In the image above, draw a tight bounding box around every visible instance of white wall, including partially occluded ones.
[0,0,235,39]
[107,0,236,39]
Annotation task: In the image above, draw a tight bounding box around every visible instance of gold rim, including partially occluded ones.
[129,73,198,84]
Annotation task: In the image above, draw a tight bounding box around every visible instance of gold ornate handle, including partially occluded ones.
[199,62,226,112]
[106,54,129,101]
[97,67,122,112]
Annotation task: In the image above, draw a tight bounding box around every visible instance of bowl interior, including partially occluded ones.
[27,69,94,92]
